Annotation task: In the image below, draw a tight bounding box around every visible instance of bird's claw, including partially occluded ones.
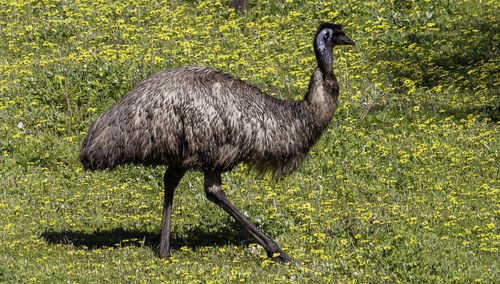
[270,251,293,264]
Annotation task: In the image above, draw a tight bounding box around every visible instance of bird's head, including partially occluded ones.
[314,23,355,50]
[313,23,354,75]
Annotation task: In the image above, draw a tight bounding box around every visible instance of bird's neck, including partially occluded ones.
[305,39,339,131]
[314,36,334,77]
[304,67,339,132]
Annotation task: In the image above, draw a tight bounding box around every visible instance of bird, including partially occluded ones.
[80,23,354,264]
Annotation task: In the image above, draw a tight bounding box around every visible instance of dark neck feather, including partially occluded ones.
[313,31,334,78]
[311,29,339,98]
[315,47,333,77]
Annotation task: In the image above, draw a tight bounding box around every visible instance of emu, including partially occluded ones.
[80,23,354,263]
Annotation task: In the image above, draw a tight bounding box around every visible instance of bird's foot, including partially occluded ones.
[269,250,293,264]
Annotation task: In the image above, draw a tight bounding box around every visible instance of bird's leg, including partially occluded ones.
[204,171,292,264]
[159,167,186,259]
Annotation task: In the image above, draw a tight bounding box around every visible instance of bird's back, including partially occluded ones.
[80,65,307,173]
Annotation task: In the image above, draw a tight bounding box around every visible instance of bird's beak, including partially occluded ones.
[338,35,355,46]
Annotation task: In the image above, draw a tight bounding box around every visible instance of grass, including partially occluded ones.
[0,0,499,282]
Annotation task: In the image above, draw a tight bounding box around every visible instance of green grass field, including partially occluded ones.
[1,0,499,282]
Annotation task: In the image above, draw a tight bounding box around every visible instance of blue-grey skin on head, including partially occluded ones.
[314,23,355,76]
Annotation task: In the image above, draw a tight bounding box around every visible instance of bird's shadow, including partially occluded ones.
[41,224,253,253]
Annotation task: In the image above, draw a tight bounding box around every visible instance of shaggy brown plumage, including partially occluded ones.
[80,23,354,263]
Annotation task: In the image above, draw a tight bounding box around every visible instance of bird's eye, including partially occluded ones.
[323,31,332,40]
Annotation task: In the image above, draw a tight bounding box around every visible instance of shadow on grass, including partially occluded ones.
[41,224,253,254]
[363,8,499,123]
[374,12,499,90]
[411,100,500,123]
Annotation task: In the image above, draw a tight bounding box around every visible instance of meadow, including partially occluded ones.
[0,0,499,282]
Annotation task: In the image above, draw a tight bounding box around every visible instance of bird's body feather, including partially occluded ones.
[80,65,336,176]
